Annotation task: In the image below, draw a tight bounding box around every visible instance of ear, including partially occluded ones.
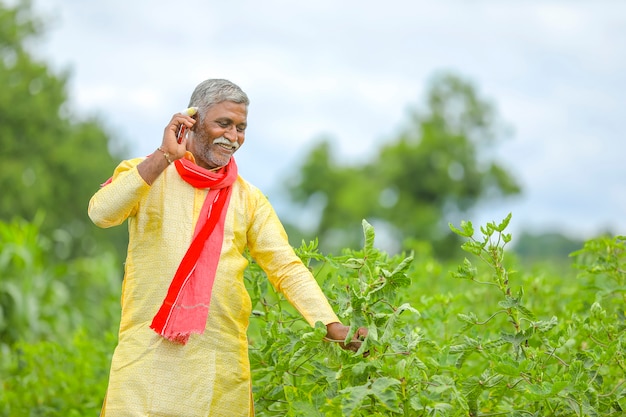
[190,112,200,132]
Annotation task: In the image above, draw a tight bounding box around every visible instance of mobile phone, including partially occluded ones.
[176,107,199,143]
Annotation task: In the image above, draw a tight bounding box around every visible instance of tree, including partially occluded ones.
[0,0,127,259]
[513,231,584,266]
[285,73,521,257]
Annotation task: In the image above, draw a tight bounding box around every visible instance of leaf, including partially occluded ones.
[351,360,378,377]
[362,219,376,256]
[500,331,525,343]
[391,255,414,276]
[370,377,402,412]
[380,303,420,345]
[461,376,483,416]
[480,222,495,237]
[343,258,365,269]
[428,375,456,394]
[367,322,379,343]
[455,350,473,369]
[449,220,474,237]
[534,316,558,332]
[451,258,477,280]
[340,384,370,416]
[450,337,481,368]
[493,359,522,377]
[496,213,512,232]
[515,303,536,321]
[498,296,537,321]
[461,241,483,256]
[457,312,478,325]
[526,382,553,399]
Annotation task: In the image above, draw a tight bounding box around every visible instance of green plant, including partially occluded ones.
[2,216,625,415]
[246,215,626,416]
[0,329,115,416]
[448,214,625,415]
[0,215,121,347]
[248,220,423,416]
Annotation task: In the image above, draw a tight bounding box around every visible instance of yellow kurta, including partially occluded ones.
[88,153,339,417]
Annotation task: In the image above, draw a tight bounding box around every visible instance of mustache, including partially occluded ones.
[212,137,239,150]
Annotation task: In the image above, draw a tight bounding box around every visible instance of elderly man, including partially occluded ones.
[88,78,366,416]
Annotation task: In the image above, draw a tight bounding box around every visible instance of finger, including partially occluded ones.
[354,327,367,341]
[166,116,195,139]
[172,115,196,129]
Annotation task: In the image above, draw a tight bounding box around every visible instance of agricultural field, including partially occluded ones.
[1,216,624,416]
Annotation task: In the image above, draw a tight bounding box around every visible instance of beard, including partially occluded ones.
[190,124,236,169]
[194,139,232,169]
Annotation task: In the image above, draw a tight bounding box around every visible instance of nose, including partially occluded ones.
[224,125,238,142]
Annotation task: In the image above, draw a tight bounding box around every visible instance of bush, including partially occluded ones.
[0,216,121,415]
[0,215,122,347]
[0,330,115,416]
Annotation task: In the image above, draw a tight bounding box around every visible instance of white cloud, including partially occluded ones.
[29,0,626,240]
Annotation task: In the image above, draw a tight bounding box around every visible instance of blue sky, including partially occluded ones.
[29,0,626,241]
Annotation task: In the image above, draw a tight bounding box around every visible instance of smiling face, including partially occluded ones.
[188,100,248,170]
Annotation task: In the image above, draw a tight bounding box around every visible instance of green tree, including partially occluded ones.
[285,73,521,257]
[0,0,126,259]
[513,231,584,266]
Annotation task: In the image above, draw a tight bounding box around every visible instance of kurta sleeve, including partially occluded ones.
[88,158,151,228]
[246,190,340,327]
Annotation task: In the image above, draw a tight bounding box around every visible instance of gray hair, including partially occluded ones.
[188,79,249,122]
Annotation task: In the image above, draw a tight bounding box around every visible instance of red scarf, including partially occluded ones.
[150,157,238,344]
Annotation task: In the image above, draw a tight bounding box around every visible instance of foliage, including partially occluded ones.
[0,0,127,259]
[571,234,626,328]
[245,216,625,416]
[513,231,584,266]
[0,330,116,416]
[247,220,421,416]
[284,73,521,257]
[0,216,122,347]
[0,216,121,414]
[446,214,625,415]
[2,216,625,415]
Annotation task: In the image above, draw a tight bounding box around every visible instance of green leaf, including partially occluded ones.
[461,376,483,415]
[451,258,477,280]
[340,385,370,416]
[362,219,376,256]
[526,381,554,399]
[343,258,365,269]
[428,375,456,394]
[370,377,402,412]
[493,358,522,377]
[390,255,414,276]
[496,213,512,232]
[457,312,478,325]
[515,304,536,321]
[480,222,495,237]
[461,240,483,255]
[380,303,420,345]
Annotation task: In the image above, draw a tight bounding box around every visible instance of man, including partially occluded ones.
[88,79,366,416]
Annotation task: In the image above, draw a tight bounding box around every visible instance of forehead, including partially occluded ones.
[205,101,247,121]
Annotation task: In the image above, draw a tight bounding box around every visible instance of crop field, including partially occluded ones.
[246,217,625,416]
[1,216,624,416]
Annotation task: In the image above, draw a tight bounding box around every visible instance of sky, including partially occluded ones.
[26,0,626,242]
